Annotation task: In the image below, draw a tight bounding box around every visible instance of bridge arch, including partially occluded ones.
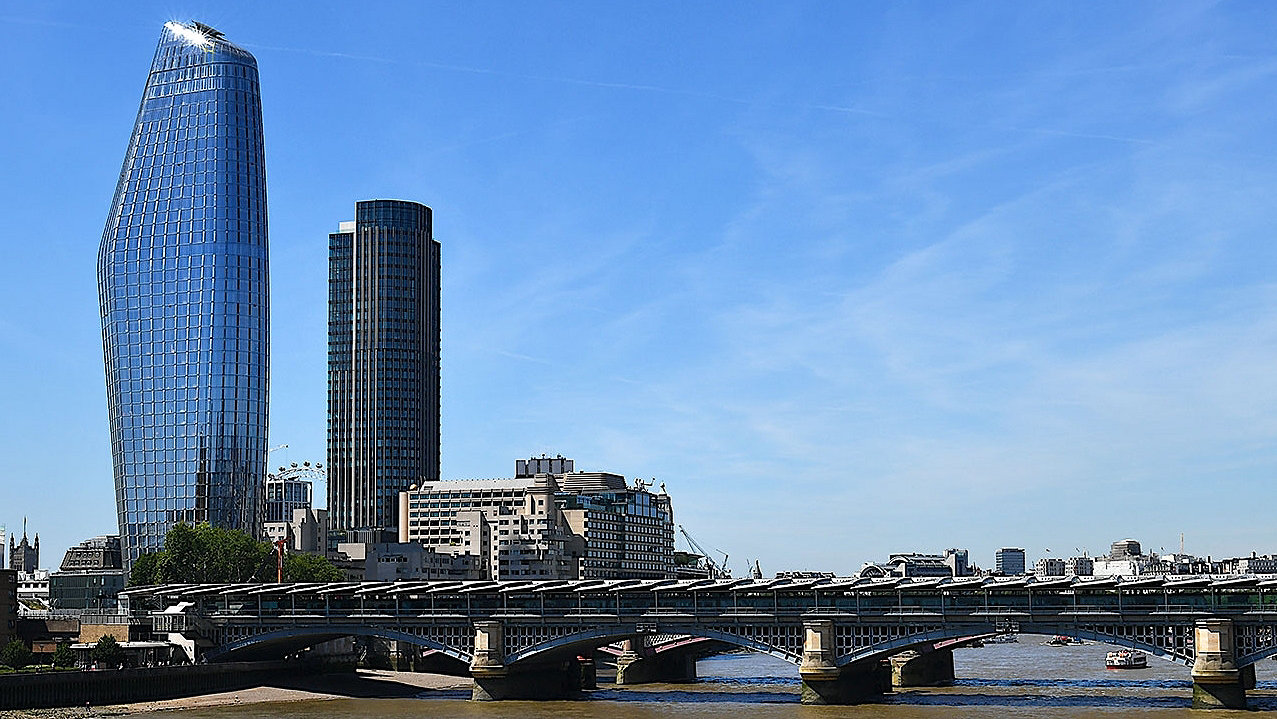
[506,626,802,667]
[205,625,472,668]
[834,623,1192,667]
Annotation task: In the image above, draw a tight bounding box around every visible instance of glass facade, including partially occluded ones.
[97,22,270,568]
[329,200,440,533]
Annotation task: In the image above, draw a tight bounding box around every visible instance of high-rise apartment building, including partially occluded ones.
[328,200,441,535]
[98,22,270,567]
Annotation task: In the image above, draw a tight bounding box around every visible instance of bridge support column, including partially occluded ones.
[615,638,696,685]
[891,647,955,688]
[576,655,597,690]
[799,620,886,705]
[469,621,584,700]
[1191,619,1247,710]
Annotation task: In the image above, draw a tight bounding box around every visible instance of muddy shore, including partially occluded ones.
[0,669,471,718]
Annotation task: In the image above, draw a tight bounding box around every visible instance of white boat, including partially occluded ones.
[985,634,1019,644]
[1105,650,1148,669]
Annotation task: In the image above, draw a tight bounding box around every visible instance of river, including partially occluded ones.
[143,637,1277,717]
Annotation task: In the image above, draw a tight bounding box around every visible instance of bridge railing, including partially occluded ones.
[181,604,1269,625]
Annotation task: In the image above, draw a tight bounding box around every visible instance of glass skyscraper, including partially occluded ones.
[328,200,440,535]
[98,22,269,567]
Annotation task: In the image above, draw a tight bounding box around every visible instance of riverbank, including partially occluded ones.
[0,670,472,718]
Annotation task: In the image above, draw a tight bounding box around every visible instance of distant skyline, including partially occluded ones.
[2,2,1277,575]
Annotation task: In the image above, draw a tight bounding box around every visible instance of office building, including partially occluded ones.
[1035,557,1066,577]
[98,21,270,567]
[264,465,316,524]
[995,547,1026,576]
[1111,539,1142,558]
[328,200,441,536]
[944,548,970,577]
[9,522,39,572]
[398,475,579,579]
[333,542,482,582]
[1065,555,1094,577]
[398,456,677,580]
[1212,554,1277,575]
[558,476,675,579]
[264,508,329,554]
[50,537,126,612]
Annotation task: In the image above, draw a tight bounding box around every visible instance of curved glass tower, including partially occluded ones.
[98,22,269,567]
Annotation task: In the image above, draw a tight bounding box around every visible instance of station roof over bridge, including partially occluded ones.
[117,574,1277,603]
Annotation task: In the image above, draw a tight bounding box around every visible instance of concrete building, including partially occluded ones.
[1091,555,1150,578]
[265,508,329,554]
[60,536,124,572]
[50,537,126,612]
[995,548,1026,576]
[1213,554,1277,575]
[99,22,271,568]
[399,474,579,580]
[328,200,441,537]
[1035,557,1066,577]
[860,551,970,579]
[9,522,39,572]
[517,455,574,477]
[17,570,50,613]
[944,548,970,577]
[335,542,482,581]
[1065,555,1094,576]
[1153,553,1211,575]
[398,456,677,581]
[1,569,16,646]
[1111,539,1142,558]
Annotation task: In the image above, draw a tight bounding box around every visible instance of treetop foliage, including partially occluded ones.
[129,523,341,585]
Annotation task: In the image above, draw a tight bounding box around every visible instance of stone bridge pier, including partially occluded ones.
[614,637,698,685]
[799,620,889,705]
[469,621,589,701]
[1192,619,1249,709]
[890,645,956,688]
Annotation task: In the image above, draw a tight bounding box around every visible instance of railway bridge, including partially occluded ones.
[119,574,1277,708]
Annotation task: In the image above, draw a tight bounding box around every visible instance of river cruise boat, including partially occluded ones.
[1105,650,1148,669]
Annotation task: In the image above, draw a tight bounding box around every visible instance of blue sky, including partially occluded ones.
[2,2,1276,575]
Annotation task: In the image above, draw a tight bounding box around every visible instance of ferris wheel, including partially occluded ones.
[270,460,326,483]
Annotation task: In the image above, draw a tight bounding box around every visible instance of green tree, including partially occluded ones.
[130,522,276,585]
[197,523,271,582]
[129,552,161,586]
[0,639,33,670]
[154,522,199,584]
[91,635,126,668]
[282,551,344,582]
[51,642,76,669]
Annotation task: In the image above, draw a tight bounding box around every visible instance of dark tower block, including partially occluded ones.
[328,200,440,537]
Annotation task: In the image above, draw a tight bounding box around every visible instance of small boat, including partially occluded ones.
[1044,635,1072,646]
[985,634,1019,644]
[1105,650,1148,669]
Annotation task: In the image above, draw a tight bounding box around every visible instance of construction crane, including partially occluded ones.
[677,525,731,580]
